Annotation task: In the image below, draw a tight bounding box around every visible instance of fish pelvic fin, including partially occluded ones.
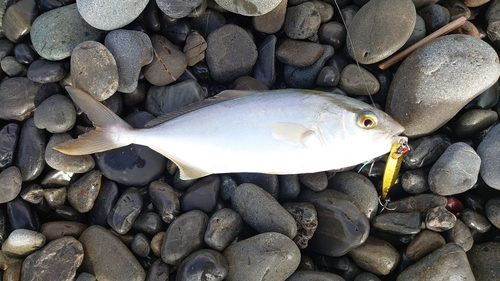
[54,86,134,155]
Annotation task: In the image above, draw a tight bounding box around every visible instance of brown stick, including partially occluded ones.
[378,16,467,70]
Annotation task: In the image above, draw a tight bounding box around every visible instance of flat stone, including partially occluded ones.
[40,221,88,241]
[286,271,345,281]
[397,243,475,281]
[76,0,149,30]
[444,218,473,251]
[253,35,276,88]
[21,236,83,281]
[27,60,68,83]
[386,34,500,137]
[183,30,207,66]
[214,0,282,16]
[348,236,400,275]
[455,109,498,138]
[156,0,202,18]
[223,232,300,281]
[143,34,187,86]
[1,229,46,258]
[0,166,22,204]
[31,4,104,61]
[276,39,324,67]
[181,175,220,213]
[79,225,146,281]
[372,212,421,235]
[347,0,415,64]
[204,208,243,251]
[15,118,46,181]
[70,41,119,101]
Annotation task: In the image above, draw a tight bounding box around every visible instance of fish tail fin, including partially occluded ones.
[54,86,135,155]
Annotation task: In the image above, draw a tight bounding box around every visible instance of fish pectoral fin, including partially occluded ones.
[270,122,316,146]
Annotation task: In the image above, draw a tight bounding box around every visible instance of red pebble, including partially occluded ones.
[446,196,465,215]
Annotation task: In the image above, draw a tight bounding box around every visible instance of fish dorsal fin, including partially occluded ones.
[145,90,259,128]
[270,122,317,146]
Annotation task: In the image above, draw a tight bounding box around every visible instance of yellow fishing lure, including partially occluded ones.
[381,139,410,200]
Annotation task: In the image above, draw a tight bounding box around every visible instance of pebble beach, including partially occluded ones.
[1,0,500,280]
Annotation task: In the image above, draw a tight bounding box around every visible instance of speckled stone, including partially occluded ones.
[468,242,500,281]
[67,170,101,213]
[31,4,104,61]
[284,2,321,40]
[70,41,119,101]
[76,0,149,30]
[386,35,500,137]
[156,0,203,18]
[1,229,46,258]
[276,39,324,67]
[347,0,415,64]
[214,0,282,16]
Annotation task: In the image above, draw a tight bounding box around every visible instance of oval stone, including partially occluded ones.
[348,236,400,275]
[347,0,416,64]
[214,0,282,16]
[477,124,500,189]
[386,34,500,137]
[76,0,149,30]
[2,229,46,258]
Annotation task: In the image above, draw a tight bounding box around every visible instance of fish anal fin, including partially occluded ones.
[147,145,211,180]
[270,122,316,146]
[54,130,127,155]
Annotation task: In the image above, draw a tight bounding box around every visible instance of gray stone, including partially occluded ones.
[401,168,430,194]
[347,0,415,64]
[2,0,37,43]
[148,181,179,224]
[477,124,500,189]
[284,44,334,88]
[107,187,143,234]
[204,208,242,251]
[156,0,203,19]
[70,41,119,101]
[252,0,287,33]
[298,172,327,192]
[223,232,300,281]
[76,0,149,30]
[27,60,68,83]
[143,34,187,86]
[444,218,473,251]
[1,56,26,76]
[15,118,46,181]
[79,225,146,281]
[428,142,480,196]
[34,94,76,133]
[455,109,498,138]
[418,4,450,33]
[348,236,400,275]
[0,166,22,204]
[397,243,475,281]
[372,212,421,235]
[286,271,345,281]
[461,208,491,233]
[387,34,500,137]
[406,230,446,262]
[231,183,297,239]
[253,35,276,88]
[318,21,346,49]
[67,170,102,213]
[284,2,321,39]
[468,242,500,281]
[403,134,451,169]
[45,133,95,174]
[338,64,380,96]
[31,4,104,61]
[0,77,42,121]
[105,30,153,93]
[486,197,500,229]
[206,24,257,83]
[21,236,83,281]
[2,229,46,258]
[40,221,87,241]
[177,249,228,281]
[276,39,324,67]
[215,0,282,16]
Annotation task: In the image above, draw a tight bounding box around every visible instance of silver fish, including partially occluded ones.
[56,86,406,180]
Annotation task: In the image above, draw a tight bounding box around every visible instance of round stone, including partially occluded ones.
[70,41,119,101]
[204,208,243,251]
[455,109,498,138]
[347,0,416,64]
[214,0,282,16]
[386,34,500,137]
[206,24,258,83]
[31,4,104,61]
[44,133,95,174]
[181,175,220,213]
[27,60,68,83]
[76,0,149,30]
[34,94,76,133]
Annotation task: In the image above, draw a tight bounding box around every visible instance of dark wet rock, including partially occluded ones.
[386,35,500,137]
[286,270,345,281]
[145,79,204,117]
[279,174,301,202]
[0,166,22,204]
[397,243,474,281]
[1,55,27,76]
[477,124,500,190]
[45,133,95,174]
[15,118,45,181]
[143,34,187,86]
[43,187,66,209]
[298,172,327,192]
[428,142,480,196]
[253,35,277,88]
[252,0,287,33]
[284,202,317,249]
[132,212,164,236]
[34,94,76,133]
[204,208,243,251]
[402,15,426,49]
[0,78,43,121]
[2,0,37,43]
[417,4,450,33]
[406,229,446,262]
[13,43,36,64]
[67,170,101,213]
[131,233,150,258]
[107,187,143,234]
[88,179,119,226]
[149,180,180,224]
[299,189,370,256]
[231,173,279,199]
[75,272,96,281]
[40,221,87,241]
[21,236,83,281]
[468,242,500,281]
[70,41,119,101]
[403,134,451,169]
[460,208,491,233]
[6,196,39,231]
[319,21,346,50]
[372,212,421,235]
[455,109,498,138]
[223,232,300,281]
[176,249,228,281]
[425,206,456,232]
[94,144,166,186]
[284,44,334,88]
[206,24,257,83]
[76,0,148,30]
[386,194,448,213]
[189,9,226,38]
[79,225,146,281]
[146,258,170,281]
[276,39,324,67]
[231,183,297,239]
[31,4,104,61]
[0,123,19,168]
[348,236,400,275]
[2,228,45,258]
[328,171,379,220]
[161,210,208,265]
[401,168,430,194]
[316,66,340,87]
[284,2,321,39]
[219,175,237,201]
[347,0,415,64]
[181,175,220,213]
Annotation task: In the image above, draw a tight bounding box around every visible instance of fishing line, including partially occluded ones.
[332,0,376,107]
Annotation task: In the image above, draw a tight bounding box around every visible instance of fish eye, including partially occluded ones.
[357,111,378,129]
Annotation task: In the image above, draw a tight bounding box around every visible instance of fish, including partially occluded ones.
[55,86,407,180]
